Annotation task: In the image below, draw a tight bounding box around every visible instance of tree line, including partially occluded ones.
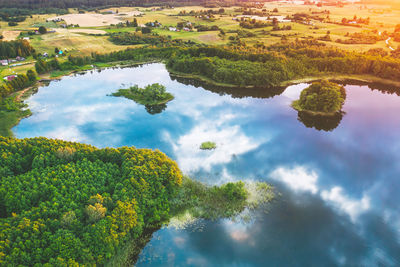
[0,8,68,22]
[30,39,400,90]
[0,40,34,59]
[0,0,205,9]
[108,32,197,47]
[0,70,36,99]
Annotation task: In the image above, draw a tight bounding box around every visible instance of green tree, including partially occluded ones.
[38,26,47,34]
[26,69,36,82]
[295,80,346,113]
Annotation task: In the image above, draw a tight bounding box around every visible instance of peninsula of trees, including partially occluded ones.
[0,137,273,265]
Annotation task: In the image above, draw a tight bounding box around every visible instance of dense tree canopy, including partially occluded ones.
[0,70,36,99]
[293,80,346,113]
[0,40,34,59]
[86,41,400,88]
[0,137,182,265]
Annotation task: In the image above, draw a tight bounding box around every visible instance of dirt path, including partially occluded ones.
[15,87,32,102]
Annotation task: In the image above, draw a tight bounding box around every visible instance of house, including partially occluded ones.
[51,18,63,22]
[183,27,191,31]
[43,52,49,57]
[4,75,17,81]
[23,37,30,40]
[16,56,25,61]
[0,60,8,66]
[169,27,178,32]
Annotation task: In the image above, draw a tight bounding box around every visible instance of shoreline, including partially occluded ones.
[281,74,400,88]
[167,66,400,90]
[2,60,399,137]
[291,101,343,117]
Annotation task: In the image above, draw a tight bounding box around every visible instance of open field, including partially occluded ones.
[48,10,142,27]
[1,3,399,52]
[2,31,21,41]
[29,30,137,55]
[54,28,107,34]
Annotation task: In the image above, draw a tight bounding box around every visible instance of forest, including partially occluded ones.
[0,8,68,22]
[0,137,272,265]
[0,40,34,60]
[0,136,183,265]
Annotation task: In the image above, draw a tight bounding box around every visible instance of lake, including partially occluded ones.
[14,63,400,266]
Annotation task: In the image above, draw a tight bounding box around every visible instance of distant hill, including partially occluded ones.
[0,0,205,9]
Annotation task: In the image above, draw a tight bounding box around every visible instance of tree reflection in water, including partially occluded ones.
[145,103,167,115]
[297,111,344,132]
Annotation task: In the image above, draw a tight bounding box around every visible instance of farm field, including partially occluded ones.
[0,2,398,58]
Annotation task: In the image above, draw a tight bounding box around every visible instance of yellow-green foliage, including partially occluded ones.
[200,141,216,150]
[0,137,182,266]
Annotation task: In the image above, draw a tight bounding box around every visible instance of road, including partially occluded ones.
[386,37,395,51]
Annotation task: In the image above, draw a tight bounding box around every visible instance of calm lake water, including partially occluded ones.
[14,64,400,266]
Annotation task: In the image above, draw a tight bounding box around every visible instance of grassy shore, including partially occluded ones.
[0,89,36,137]
[282,73,400,88]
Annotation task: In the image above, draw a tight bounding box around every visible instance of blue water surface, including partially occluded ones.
[14,64,400,266]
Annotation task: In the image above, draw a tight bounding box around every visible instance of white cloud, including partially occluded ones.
[167,119,260,173]
[270,166,319,194]
[321,186,370,222]
[270,166,371,222]
[280,83,309,101]
[230,230,250,242]
[173,237,186,248]
[46,126,85,142]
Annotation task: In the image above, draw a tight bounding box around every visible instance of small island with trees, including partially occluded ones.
[111,83,174,106]
[200,141,217,150]
[292,80,346,116]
